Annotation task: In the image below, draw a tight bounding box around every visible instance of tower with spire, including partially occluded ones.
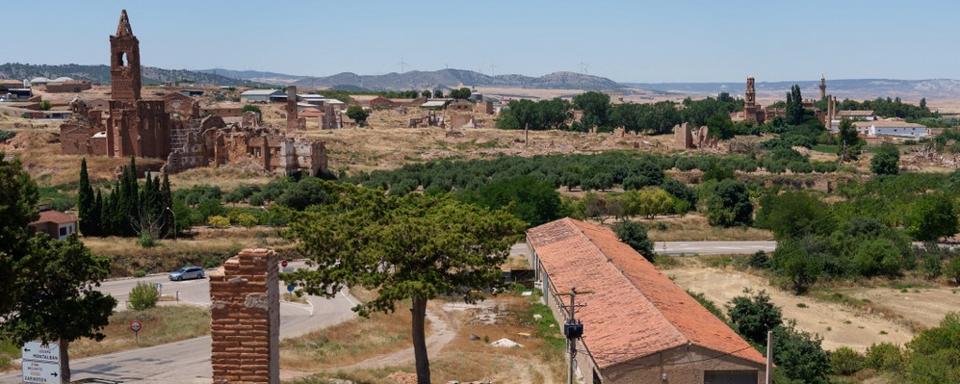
[110,9,141,101]
[819,74,827,100]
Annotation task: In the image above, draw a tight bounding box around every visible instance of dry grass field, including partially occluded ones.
[84,226,293,276]
[286,295,565,384]
[70,305,209,359]
[662,256,960,352]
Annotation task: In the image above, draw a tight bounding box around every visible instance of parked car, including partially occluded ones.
[168,266,205,281]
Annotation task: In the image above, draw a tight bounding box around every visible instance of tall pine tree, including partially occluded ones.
[77,159,97,236]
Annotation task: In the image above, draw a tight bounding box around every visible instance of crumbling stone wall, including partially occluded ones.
[209,249,280,384]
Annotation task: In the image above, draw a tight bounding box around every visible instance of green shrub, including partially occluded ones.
[133,269,147,278]
[137,233,156,248]
[947,257,960,285]
[0,130,15,142]
[128,282,159,310]
[749,250,770,269]
[613,221,653,261]
[207,215,230,228]
[235,213,257,228]
[727,289,782,345]
[830,346,865,375]
[921,251,942,279]
[865,342,904,372]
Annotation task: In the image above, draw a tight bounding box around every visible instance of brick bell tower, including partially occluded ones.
[110,9,141,101]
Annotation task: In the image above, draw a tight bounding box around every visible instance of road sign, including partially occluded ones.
[130,319,143,333]
[281,259,288,268]
[21,340,61,384]
[286,283,296,293]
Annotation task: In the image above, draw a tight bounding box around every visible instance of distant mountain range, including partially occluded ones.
[0,63,258,87]
[198,68,624,91]
[6,62,960,100]
[628,79,960,101]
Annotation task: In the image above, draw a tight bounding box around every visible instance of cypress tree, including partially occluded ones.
[92,189,103,237]
[77,159,96,236]
[160,173,173,237]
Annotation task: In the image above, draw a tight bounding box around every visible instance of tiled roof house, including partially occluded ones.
[527,218,766,384]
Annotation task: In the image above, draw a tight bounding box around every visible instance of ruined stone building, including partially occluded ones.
[60,10,171,159]
[61,10,327,177]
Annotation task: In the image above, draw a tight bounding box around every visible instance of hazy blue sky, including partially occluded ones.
[3,1,958,82]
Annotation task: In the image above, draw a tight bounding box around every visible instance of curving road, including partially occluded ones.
[655,241,777,255]
[0,263,359,384]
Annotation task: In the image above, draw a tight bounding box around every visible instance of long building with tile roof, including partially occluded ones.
[527,218,766,384]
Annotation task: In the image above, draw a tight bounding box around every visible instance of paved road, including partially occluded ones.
[0,263,358,384]
[655,241,777,255]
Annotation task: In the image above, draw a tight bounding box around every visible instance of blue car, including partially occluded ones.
[169,266,205,281]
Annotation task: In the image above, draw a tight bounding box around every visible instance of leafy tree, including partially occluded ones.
[622,187,675,219]
[459,176,563,227]
[852,238,903,277]
[449,87,472,100]
[573,91,612,130]
[947,257,960,285]
[2,235,116,382]
[755,191,834,240]
[836,118,863,161]
[905,194,958,241]
[726,289,782,345]
[275,177,340,211]
[906,313,960,383]
[421,90,431,98]
[283,187,525,384]
[346,105,370,127]
[705,180,753,227]
[773,322,830,384]
[613,221,654,261]
[39,100,52,111]
[496,98,572,130]
[0,154,38,314]
[433,89,443,98]
[773,240,821,294]
[660,178,697,209]
[785,85,805,125]
[871,143,900,175]
[240,104,261,114]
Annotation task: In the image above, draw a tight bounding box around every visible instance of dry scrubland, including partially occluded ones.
[285,295,565,384]
[0,306,209,372]
[83,226,292,277]
[665,256,960,351]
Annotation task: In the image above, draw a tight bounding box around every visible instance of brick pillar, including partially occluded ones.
[209,249,280,384]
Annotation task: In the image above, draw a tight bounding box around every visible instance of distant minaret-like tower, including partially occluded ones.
[110,9,141,101]
[819,74,827,100]
[744,76,758,123]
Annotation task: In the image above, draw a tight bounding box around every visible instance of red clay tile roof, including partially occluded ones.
[31,210,78,225]
[527,218,766,369]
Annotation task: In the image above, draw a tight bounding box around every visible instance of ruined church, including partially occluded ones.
[60,10,326,177]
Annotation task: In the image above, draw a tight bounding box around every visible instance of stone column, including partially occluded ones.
[209,249,280,384]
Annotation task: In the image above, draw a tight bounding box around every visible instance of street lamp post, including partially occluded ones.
[165,206,177,241]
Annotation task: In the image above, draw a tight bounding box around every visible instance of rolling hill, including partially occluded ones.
[199,68,625,91]
[0,63,259,86]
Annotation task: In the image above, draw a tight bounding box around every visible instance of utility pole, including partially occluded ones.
[765,330,774,384]
[524,123,529,148]
[560,287,589,384]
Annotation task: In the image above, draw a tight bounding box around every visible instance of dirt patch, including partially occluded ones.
[667,263,914,351]
[288,295,564,384]
[846,286,960,330]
